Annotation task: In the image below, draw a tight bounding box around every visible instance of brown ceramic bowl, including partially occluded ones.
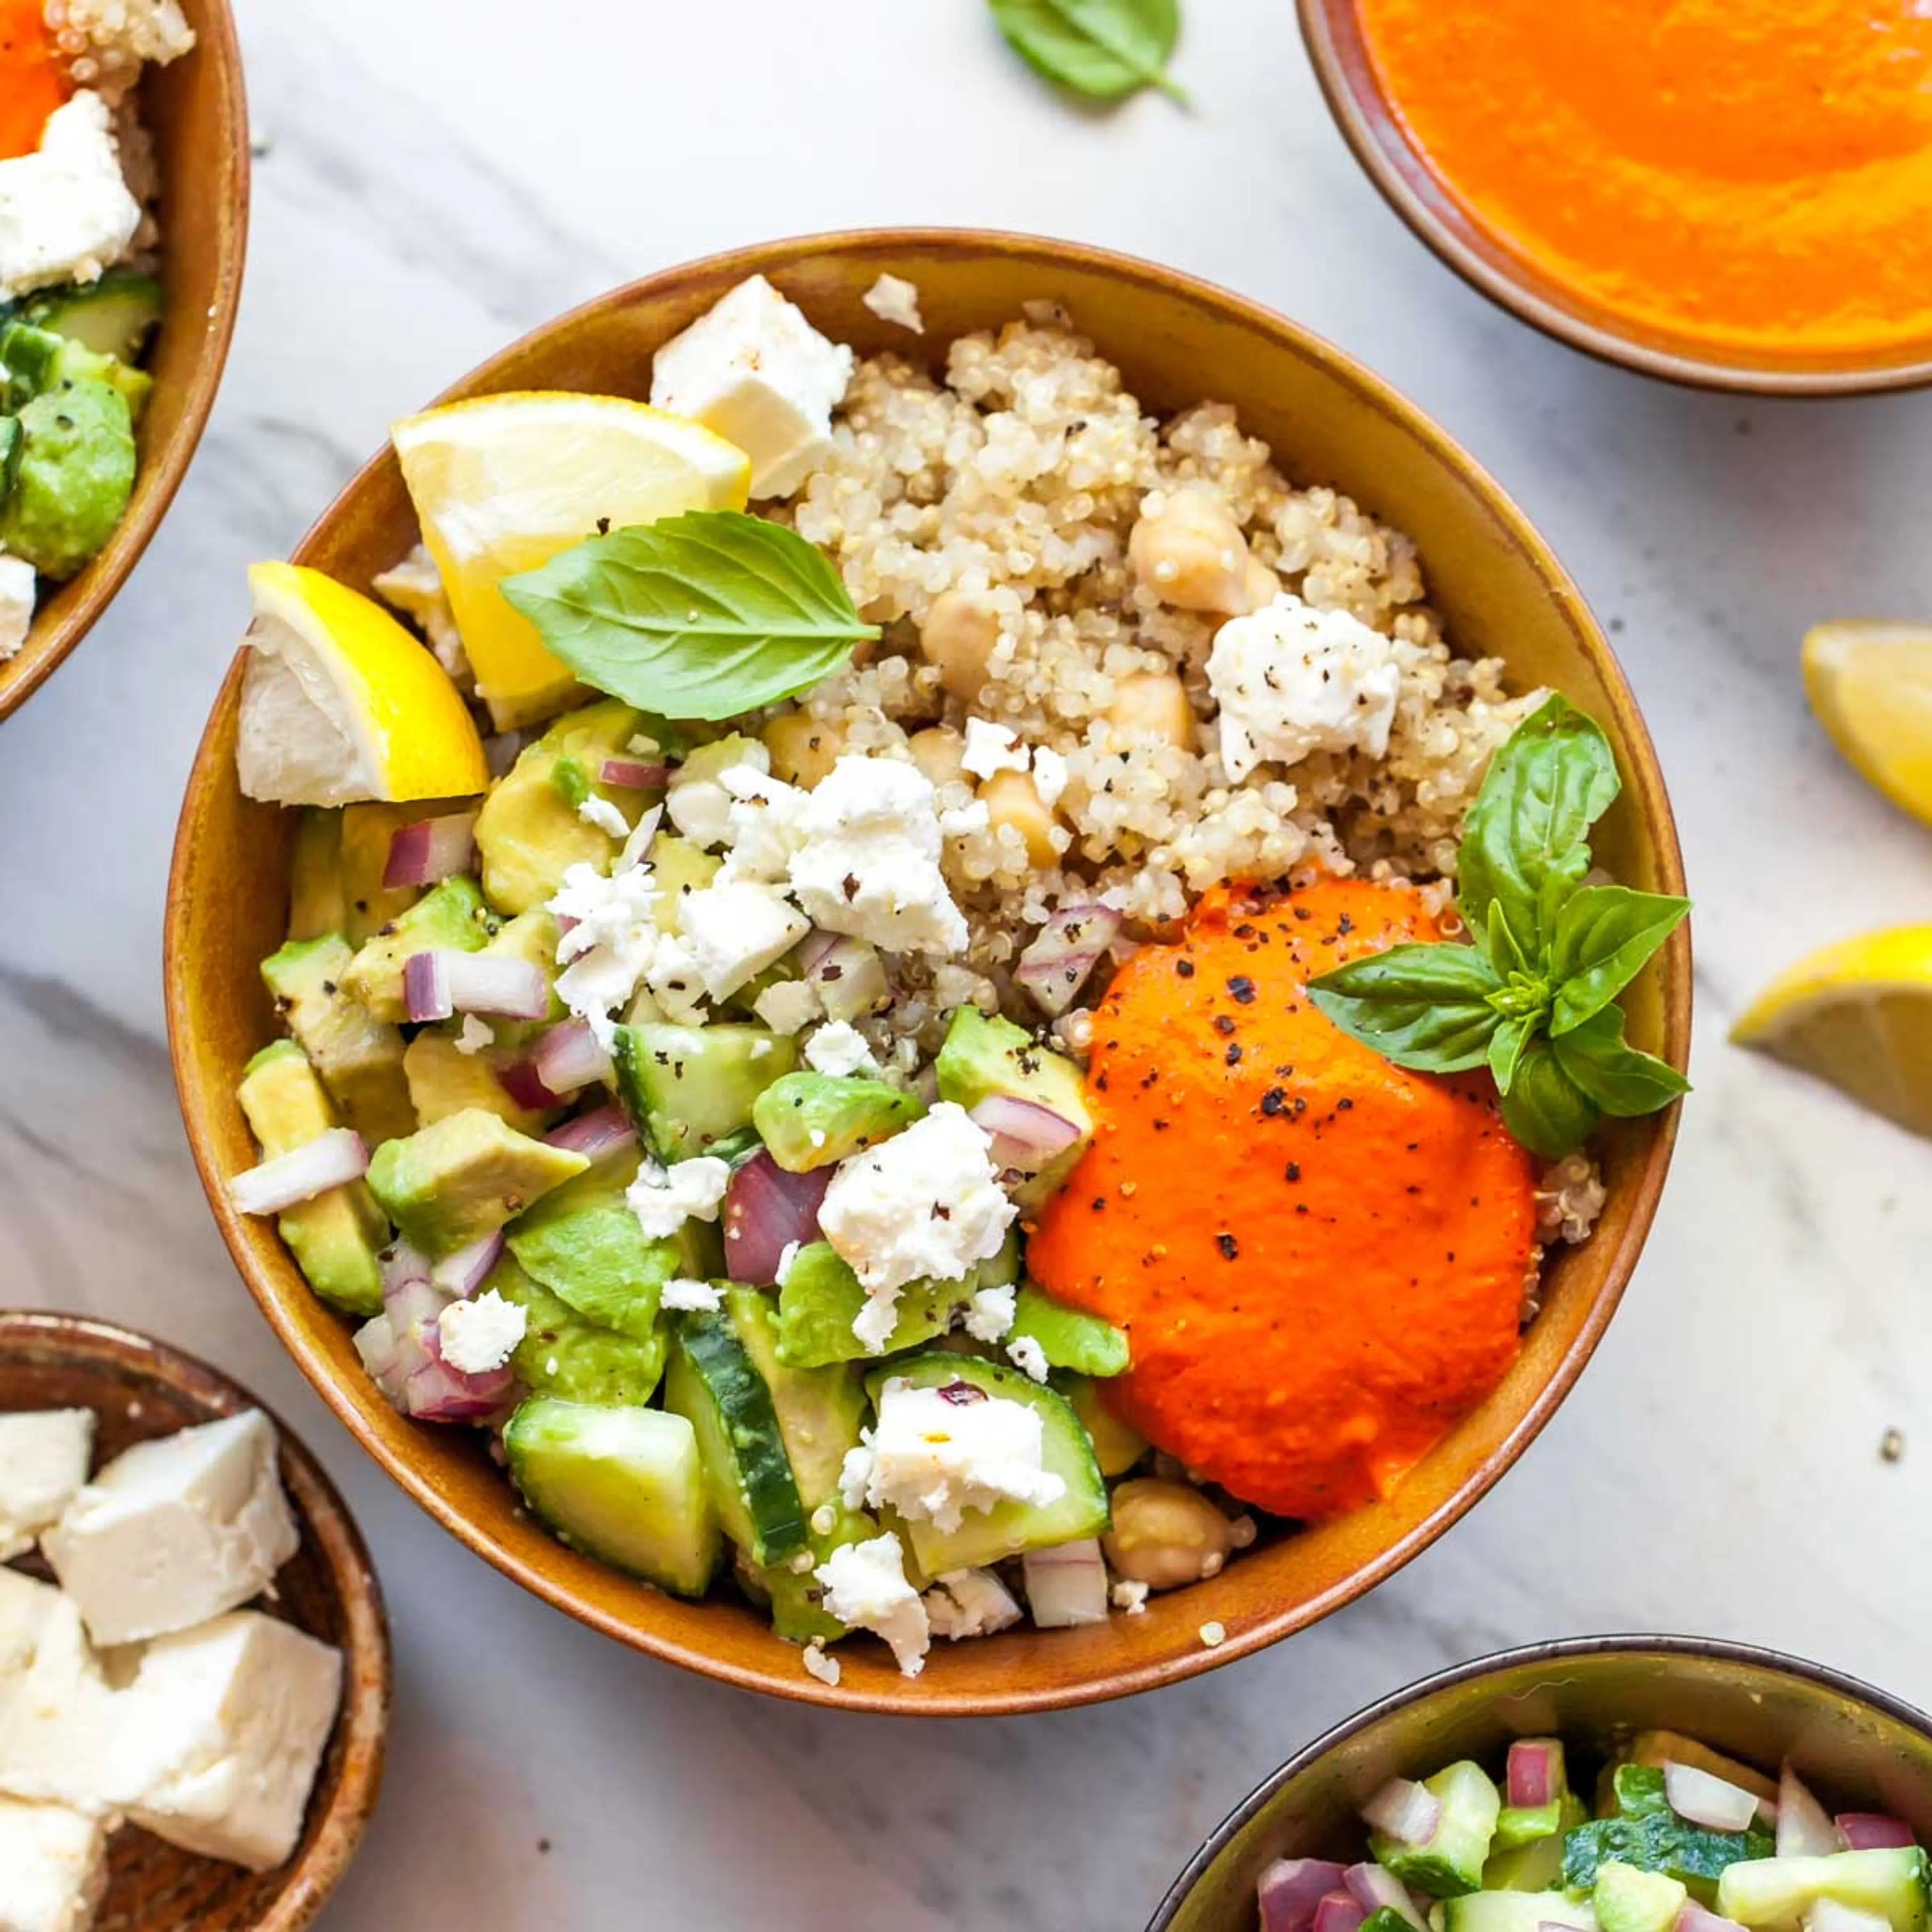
[164,230,1690,1714]
[1152,1636,1932,1929]
[0,1311,388,1928]
[0,0,250,720]
[1297,0,1932,395]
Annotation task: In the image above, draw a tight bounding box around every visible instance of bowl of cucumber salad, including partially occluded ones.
[1153,1638,1932,1931]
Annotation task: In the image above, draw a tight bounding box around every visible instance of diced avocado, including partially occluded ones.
[752,1072,924,1173]
[1565,1814,1773,1902]
[0,321,62,409]
[492,1257,668,1405]
[611,1021,798,1161]
[402,1031,554,1139]
[1057,1374,1147,1476]
[1440,1892,1595,1932]
[337,803,425,943]
[1008,1283,1128,1377]
[1372,1760,1501,1898]
[1718,1852,1931,1932]
[1498,1806,1565,1853]
[21,272,163,362]
[774,1242,973,1369]
[504,1396,718,1597]
[862,1352,1109,1573]
[366,1107,587,1258]
[0,377,134,579]
[47,334,151,415]
[933,1005,1093,1205]
[341,875,498,1024]
[665,1310,809,1567]
[1595,1863,1688,1932]
[288,809,347,942]
[474,699,647,914]
[723,1284,865,1506]
[235,1040,386,1316]
[261,935,416,1146]
[742,1503,875,1645]
[649,835,723,935]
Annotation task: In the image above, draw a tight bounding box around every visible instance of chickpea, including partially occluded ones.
[1239,555,1283,613]
[919,589,1002,703]
[1107,671,1194,749]
[907,727,967,788]
[762,711,844,788]
[1128,485,1255,614]
[979,768,1059,868]
[1103,1479,1237,1590]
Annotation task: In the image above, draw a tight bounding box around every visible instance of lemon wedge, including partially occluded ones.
[1731,924,1932,1137]
[390,393,751,730]
[1803,620,1932,825]
[235,560,489,806]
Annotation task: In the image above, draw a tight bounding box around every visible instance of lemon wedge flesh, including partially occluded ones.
[235,560,489,806]
[390,393,751,730]
[1731,924,1932,1137]
[1803,620,1932,825]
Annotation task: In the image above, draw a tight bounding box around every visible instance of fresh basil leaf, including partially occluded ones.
[1457,695,1621,953]
[1551,1006,1690,1117]
[1499,1037,1602,1159]
[500,511,881,723]
[1547,885,1691,1035]
[1307,941,1503,1073]
[1485,898,1532,978]
[1487,1013,1536,1094]
[988,0,1186,104]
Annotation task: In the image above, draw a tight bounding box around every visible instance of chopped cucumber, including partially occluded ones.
[1496,1805,1565,1853]
[723,1285,864,1507]
[1486,1795,1587,1891]
[1609,1766,1671,1819]
[1441,1892,1596,1932]
[1595,1861,1687,1932]
[1717,1850,1931,1932]
[21,273,163,362]
[1374,1761,1502,1899]
[611,1020,798,1161]
[1565,1813,1774,1901]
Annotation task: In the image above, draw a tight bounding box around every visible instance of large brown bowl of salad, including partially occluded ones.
[164,231,1690,1712]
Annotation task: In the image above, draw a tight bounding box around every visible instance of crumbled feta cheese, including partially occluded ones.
[660,1278,723,1313]
[787,756,969,958]
[1198,1620,1228,1649]
[436,1290,526,1375]
[548,859,662,1044]
[577,794,630,839]
[800,1641,841,1687]
[677,879,810,999]
[667,744,769,848]
[0,1793,108,1932]
[753,978,822,1035]
[1030,745,1070,808]
[817,1104,1017,1342]
[802,1019,878,1078]
[961,716,1027,780]
[625,1156,733,1240]
[962,1283,1016,1343]
[1111,1578,1150,1615]
[1206,593,1406,780]
[717,762,810,883]
[0,1411,93,1561]
[42,1410,299,1648]
[839,1377,1066,1534]
[923,1567,1021,1642]
[650,275,855,500]
[0,556,37,664]
[639,931,709,1026]
[0,94,141,302]
[813,1533,928,1677]
[861,273,925,334]
[1006,1335,1051,1384]
[775,1240,802,1289]
[452,1013,494,1056]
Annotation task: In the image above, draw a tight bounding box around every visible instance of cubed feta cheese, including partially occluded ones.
[923,1567,1022,1642]
[625,1155,732,1241]
[0,1570,60,1678]
[962,1283,1015,1344]
[716,762,809,883]
[752,978,822,1036]
[42,1410,299,1648]
[0,94,141,302]
[1205,593,1409,780]
[650,275,854,500]
[0,1411,94,1560]
[812,1533,928,1677]
[0,557,37,663]
[676,879,810,1000]
[0,1796,109,1932]
[0,1593,152,1813]
[802,1019,877,1078]
[436,1289,527,1375]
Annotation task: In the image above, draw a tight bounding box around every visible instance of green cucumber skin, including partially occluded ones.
[1564,1816,1774,1902]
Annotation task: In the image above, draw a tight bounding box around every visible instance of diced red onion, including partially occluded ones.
[1361,1779,1441,1846]
[617,801,663,875]
[402,1325,515,1423]
[1258,1862,1350,1932]
[382,812,477,889]
[1665,1763,1761,1833]
[430,1229,505,1299]
[1777,1763,1837,1858]
[1021,1539,1108,1627]
[969,1093,1082,1173]
[383,1269,446,1334]
[600,758,668,788]
[1015,904,1121,1016]
[796,928,839,975]
[532,1018,614,1095]
[1344,1863,1425,1929]
[445,952,550,1019]
[497,1056,563,1112]
[723,1151,832,1286]
[1675,1903,1749,1932]
[352,1313,399,1390]
[1313,1894,1365,1932]
[544,1104,637,1162]
[229,1128,368,1216]
[807,935,889,1022]
[403,951,452,1023]
[381,1239,431,1296]
[1508,1739,1563,1809]
[1837,1814,1916,1850]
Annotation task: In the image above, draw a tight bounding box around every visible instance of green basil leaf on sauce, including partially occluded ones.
[1306,940,1504,1073]
[1547,884,1691,1035]
[1551,1007,1692,1117]
[987,0,1187,105]
[1499,1038,1602,1160]
[500,511,881,723]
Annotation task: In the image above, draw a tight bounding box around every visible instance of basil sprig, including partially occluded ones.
[501,510,880,723]
[1308,695,1688,1159]
[988,0,1187,106]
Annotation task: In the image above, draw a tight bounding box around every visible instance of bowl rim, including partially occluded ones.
[0,1308,391,1928]
[165,225,1689,1714]
[1294,0,1932,399]
[1148,1633,1932,1929]
[0,0,252,721]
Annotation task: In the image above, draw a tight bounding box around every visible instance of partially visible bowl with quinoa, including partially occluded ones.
[166,231,1688,1714]
[0,0,248,718]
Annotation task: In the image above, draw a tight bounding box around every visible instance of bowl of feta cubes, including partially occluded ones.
[0,0,249,719]
[0,1310,389,1932]
[165,230,1687,1712]
[1152,1636,1932,1932]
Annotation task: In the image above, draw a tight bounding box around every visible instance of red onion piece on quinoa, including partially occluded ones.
[496,1055,564,1113]
[429,1229,505,1299]
[1257,1861,1350,1932]
[599,758,669,789]
[1021,1538,1108,1627]
[1507,1738,1563,1809]
[1312,1894,1365,1932]
[1777,1763,1838,1857]
[382,811,478,889]
[228,1128,368,1216]
[969,1093,1082,1173]
[1360,1779,1442,1846]
[544,1104,637,1163]
[1664,1764,1761,1833]
[723,1151,831,1286]
[1343,1862,1425,1929]
[531,1017,614,1094]
[1015,904,1121,1016]
[1837,1815,1916,1850]
[1675,1906,1749,1932]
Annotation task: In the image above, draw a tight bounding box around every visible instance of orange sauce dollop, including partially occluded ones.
[1354,0,1932,359]
[1,0,68,161]
[1027,879,1538,1521]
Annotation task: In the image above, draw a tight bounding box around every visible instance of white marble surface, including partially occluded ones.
[3,2,1930,1925]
